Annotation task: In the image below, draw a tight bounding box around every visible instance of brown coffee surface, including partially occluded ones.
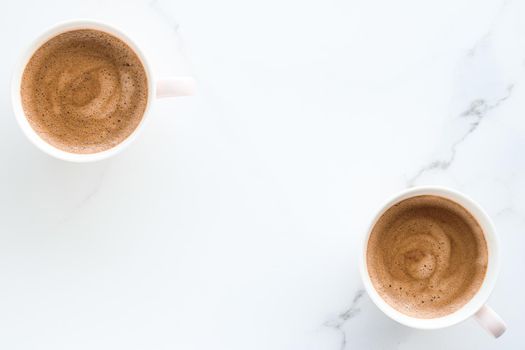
[21,29,148,154]
[367,195,488,318]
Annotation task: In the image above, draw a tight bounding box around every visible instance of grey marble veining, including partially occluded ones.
[408,84,514,187]
[324,289,366,350]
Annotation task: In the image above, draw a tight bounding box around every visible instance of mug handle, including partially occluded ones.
[156,77,196,98]
[474,304,506,338]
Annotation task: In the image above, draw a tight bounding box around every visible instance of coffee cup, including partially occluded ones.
[11,19,196,162]
[359,186,506,337]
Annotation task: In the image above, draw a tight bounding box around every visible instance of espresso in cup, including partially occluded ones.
[20,29,148,154]
[367,195,488,318]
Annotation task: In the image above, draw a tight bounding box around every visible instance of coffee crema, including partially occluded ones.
[367,195,488,318]
[21,29,148,154]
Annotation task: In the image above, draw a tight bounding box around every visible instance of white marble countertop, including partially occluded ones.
[1,0,524,348]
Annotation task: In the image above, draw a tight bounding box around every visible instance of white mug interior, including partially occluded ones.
[11,19,155,162]
[359,186,500,329]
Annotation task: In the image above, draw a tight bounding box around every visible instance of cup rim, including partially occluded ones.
[359,186,500,329]
[11,19,155,162]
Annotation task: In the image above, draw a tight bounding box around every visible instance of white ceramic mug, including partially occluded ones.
[359,186,506,337]
[11,19,196,162]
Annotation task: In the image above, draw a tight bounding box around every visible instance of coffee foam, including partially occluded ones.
[21,29,148,154]
[367,195,488,318]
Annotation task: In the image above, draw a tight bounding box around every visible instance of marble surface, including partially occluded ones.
[1,0,524,348]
